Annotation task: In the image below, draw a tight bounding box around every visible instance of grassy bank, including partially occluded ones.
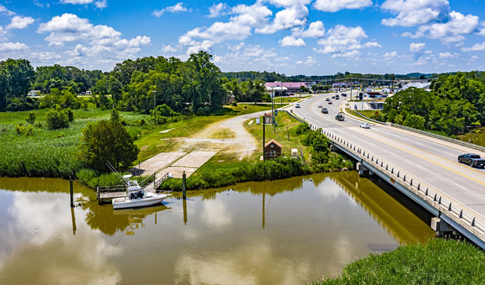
[313,239,485,284]
[0,104,275,179]
[0,108,147,178]
[161,112,353,191]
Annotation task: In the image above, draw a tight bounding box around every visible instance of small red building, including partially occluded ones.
[264,139,282,160]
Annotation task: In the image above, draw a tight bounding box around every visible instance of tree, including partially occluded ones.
[0,59,35,111]
[46,109,70,130]
[79,112,139,172]
[25,111,36,125]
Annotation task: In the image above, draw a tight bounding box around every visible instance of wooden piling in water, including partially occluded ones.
[70,179,74,208]
[182,171,186,199]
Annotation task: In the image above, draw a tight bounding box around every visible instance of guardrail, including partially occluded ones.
[353,110,386,125]
[279,109,307,124]
[155,172,171,190]
[303,119,485,243]
[388,123,485,153]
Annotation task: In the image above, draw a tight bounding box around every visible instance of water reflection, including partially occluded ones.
[0,172,434,284]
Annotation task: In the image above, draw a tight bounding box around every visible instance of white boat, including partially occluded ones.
[113,180,170,210]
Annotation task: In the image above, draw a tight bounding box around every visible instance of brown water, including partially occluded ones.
[0,172,433,284]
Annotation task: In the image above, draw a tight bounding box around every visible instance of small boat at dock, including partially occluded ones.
[112,180,170,210]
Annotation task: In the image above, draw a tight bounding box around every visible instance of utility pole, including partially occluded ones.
[263,116,266,162]
[152,90,157,126]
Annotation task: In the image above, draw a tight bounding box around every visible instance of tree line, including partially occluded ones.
[381,72,485,135]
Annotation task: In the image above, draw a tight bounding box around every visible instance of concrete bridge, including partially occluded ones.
[291,93,485,248]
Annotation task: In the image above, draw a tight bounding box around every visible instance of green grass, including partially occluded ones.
[458,127,485,147]
[313,239,485,284]
[0,108,149,178]
[272,95,310,103]
[245,112,311,160]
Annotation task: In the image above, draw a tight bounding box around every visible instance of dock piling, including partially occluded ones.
[70,179,74,208]
[182,171,187,199]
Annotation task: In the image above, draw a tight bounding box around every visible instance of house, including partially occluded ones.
[264,139,282,160]
[86,90,93,96]
[265,82,312,96]
[27,90,41,97]
[263,113,273,125]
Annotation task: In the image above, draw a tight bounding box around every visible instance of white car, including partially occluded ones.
[295,103,300,108]
[360,123,371,129]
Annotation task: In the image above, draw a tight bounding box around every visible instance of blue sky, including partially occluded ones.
[1,0,485,75]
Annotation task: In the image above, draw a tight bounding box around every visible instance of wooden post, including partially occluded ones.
[183,198,187,225]
[154,173,156,190]
[263,115,266,162]
[70,179,74,207]
[182,171,187,199]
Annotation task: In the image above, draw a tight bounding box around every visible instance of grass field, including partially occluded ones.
[0,104,276,178]
[0,109,148,177]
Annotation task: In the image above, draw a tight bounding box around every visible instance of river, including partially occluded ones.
[0,172,433,284]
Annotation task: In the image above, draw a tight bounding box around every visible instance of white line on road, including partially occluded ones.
[442,151,454,156]
[454,183,467,190]
[416,165,427,170]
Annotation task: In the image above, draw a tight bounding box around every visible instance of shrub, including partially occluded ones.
[64,108,75,122]
[15,124,25,134]
[231,101,237,106]
[46,109,69,130]
[25,124,34,136]
[25,111,36,125]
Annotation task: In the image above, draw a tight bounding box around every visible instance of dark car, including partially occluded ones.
[325,98,330,101]
[458,153,485,168]
[341,93,347,97]
[321,108,328,114]
[328,101,333,104]
[331,96,335,99]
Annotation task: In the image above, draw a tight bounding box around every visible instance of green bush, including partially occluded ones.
[25,111,36,125]
[64,108,75,122]
[15,124,25,134]
[231,101,237,106]
[46,109,70,130]
[25,124,34,136]
[314,239,485,284]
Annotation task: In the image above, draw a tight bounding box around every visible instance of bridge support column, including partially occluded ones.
[431,217,457,237]
[357,162,370,177]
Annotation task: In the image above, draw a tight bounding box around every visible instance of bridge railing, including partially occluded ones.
[304,123,485,241]
[387,123,485,153]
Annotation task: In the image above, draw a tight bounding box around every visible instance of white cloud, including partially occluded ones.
[279,36,306,47]
[314,25,381,56]
[409,42,425,52]
[331,50,361,59]
[179,3,272,54]
[292,21,325,38]
[264,0,313,7]
[162,45,177,53]
[61,0,93,4]
[29,51,62,62]
[256,4,308,34]
[383,51,398,60]
[313,0,373,12]
[0,42,29,52]
[95,0,107,9]
[153,2,189,17]
[186,40,214,55]
[6,16,35,30]
[208,3,230,18]
[381,0,449,27]
[404,11,480,44]
[0,4,15,16]
[439,52,457,58]
[211,44,279,71]
[37,13,150,65]
[462,42,485,52]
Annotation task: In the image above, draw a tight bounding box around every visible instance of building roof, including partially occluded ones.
[265,139,282,148]
[265,82,310,88]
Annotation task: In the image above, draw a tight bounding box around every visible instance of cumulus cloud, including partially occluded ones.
[6,16,35,30]
[381,0,449,27]
[313,0,373,12]
[186,40,214,55]
[208,3,230,18]
[462,42,485,52]
[0,42,29,52]
[211,44,279,71]
[162,45,178,53]
[256,4,308,34]
[292,21,325,38]
[95,0,107,9]
[383,51,398,60]
[37,13,150,66]
[179,3,272,54]
[279,36,306,47]
[403,11,479,44]
[314,25,381,57]
[409,42,425,52]
[153,2,189,17]
[439,52,457,58]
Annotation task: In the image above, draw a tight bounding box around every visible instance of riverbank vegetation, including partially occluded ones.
[313,238,485,284]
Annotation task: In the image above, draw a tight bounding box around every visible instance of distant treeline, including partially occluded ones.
[221,71,437,83]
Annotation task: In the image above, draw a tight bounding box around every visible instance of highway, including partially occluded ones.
[293,93,485,218]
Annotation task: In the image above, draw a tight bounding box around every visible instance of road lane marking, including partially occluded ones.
[454,183,467,190]
[416,165,427,170]
[306,98,485,186]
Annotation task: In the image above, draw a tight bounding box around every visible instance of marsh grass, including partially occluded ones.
[313,238,485,284]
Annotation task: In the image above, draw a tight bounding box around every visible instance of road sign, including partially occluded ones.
[275,110,278,116]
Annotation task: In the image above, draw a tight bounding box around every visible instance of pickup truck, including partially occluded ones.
[458,153,485,168]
